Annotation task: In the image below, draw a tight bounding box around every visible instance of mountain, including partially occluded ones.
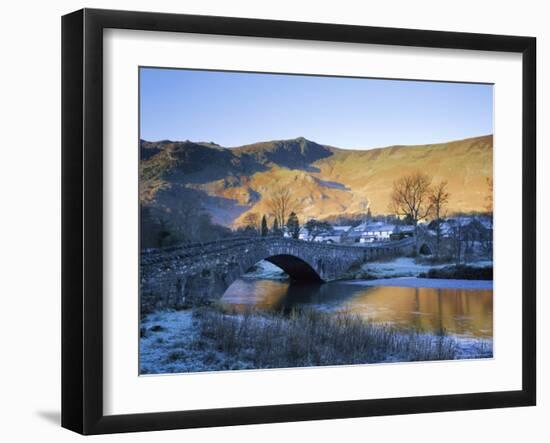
[140,135,493,227]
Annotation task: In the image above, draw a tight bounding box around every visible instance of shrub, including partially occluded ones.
[192,307,458,369]
[419,265,493,280]
[164,351,185,362]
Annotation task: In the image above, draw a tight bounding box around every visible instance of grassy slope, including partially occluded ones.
[233,135,492,225]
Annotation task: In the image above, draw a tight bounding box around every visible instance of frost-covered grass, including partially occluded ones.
[140,309,266,374]
[454,337,493,360]
[139,310,204,374]
[419,264,492,280]
[195,307,459,368]
[358,257,493,279]
[140,307,492,375]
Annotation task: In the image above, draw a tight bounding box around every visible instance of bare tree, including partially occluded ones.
[166,191,203,243]
[360,198,370,224]
[390,172,433,225]
[429,181,450,259]
[242,212,260,235]
[286,212,300,239]
[266,187,300,228]
[482,177,494,256]
[304,219,332,241]
[144,188,234,246]
[261,215,269,237]
[272,218,282,236]
[449,218,465,265]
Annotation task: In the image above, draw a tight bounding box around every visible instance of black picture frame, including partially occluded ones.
[62,8,536,435]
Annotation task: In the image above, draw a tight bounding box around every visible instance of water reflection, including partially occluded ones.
[221,279,493,338]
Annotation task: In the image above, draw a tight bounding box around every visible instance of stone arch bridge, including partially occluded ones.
[140,236,414,312]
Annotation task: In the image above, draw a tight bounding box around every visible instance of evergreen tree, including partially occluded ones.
[261,215,269,237]
[242,212,260,235]
[157,218,172,247]
[304,219,332,241]
[428,181,450,259]
[272,218,282,236]
[286,212,300,239]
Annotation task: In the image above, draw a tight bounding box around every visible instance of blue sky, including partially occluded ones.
[140,67,493,149]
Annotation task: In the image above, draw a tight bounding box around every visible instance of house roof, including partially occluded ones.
[333,225,352,232]
[352,222,396,233]
[395,225,415,233]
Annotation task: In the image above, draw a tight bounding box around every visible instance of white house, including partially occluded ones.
[345,222,367,242]
[333,225,352,235]
[390,224,415,240]
[298,224,350,243]
[360,223,396,243]
[314,232,341,243]
[346,221,396,243]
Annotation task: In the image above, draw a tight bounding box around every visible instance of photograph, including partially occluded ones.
[0,0,543,439]
[138,68,494,375]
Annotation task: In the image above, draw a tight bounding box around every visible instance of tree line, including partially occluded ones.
[142,170,493,262]
[240,210,301,238]
[140,187,234,249]
[390,171,493,262]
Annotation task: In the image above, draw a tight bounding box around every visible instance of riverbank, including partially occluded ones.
[140,307,493,375]
[418,264,492,280]
[242,257,493,283]
[343,277,493,290]
[349,257,493,280]
[243,261,289,280]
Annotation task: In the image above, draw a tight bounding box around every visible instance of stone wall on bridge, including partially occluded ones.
[140,237,414,312]
[415,227,456,258]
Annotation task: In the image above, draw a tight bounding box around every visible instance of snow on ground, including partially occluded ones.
[140,259,494,375]
[139,310,201,374]
[454,337,493,360]
[362,257,492,278]
[243,260,289,280]
[140,310,256,374]
[140,308,492,375]
[344,277,493,290]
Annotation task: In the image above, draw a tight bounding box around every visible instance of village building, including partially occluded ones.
[390,225,415,240]
[313,231,342,244]
[298,225,351,243]
[436,216,492,239]
[298,227,309,241]
[345,221,399,243]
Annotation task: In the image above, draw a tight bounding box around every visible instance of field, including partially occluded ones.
[140,306,493,375]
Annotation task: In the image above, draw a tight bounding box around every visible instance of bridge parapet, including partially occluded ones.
[140,237,414,312]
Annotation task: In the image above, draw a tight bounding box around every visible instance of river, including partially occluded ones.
[220,269,493,340]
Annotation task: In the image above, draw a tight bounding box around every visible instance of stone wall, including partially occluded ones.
[140,237,413,312]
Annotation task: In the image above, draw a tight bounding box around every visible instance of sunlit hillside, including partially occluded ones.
[140,135,493,227]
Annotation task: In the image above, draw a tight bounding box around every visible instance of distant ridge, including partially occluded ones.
[140,134,493,227]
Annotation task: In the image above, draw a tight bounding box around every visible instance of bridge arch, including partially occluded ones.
[419,243,433,256]
[218,254,323,303]
[264,255,322,282]
[208,251,325,307]
[140,237,413,310]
